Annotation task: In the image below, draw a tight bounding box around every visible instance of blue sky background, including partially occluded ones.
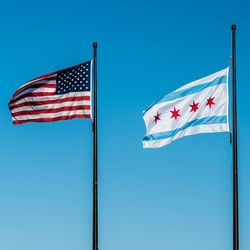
[1,0,250,249]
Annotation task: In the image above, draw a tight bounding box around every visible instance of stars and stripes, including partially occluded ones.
[8,61,92,124]
[143,68,229,148]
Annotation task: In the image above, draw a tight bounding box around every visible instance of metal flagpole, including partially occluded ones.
[231,24,239,250]
[92,42,98,250]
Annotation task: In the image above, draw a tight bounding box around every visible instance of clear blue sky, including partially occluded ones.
[1,0,250,250]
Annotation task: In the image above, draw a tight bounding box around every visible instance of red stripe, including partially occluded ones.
[12,105,91,116]
[42,76,56,81]
[13,114,91,124]
[9,91,56,104]
[13,75,57,97]
[29,71,57,82]
[9,95,91,110]
[23,83,56,89]
[13,83,56,99]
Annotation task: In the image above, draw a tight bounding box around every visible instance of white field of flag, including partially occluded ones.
[143,68,229,148]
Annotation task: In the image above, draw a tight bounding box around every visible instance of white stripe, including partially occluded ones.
[143,123,229,148]
[15,74,57,93]
[144,83,228,135]
[25,73,57,85]
[9,91,91,107]
[14,80,56,98]
[27,78,56,85]
[173,68,228,92]
[13,109,91,120]
[11,100,91,113]
[14,85,56,99]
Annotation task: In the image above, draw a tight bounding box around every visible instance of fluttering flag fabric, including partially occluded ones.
[9,61,92,124]
[143,68,229,148]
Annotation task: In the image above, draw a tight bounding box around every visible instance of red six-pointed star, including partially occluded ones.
[190,100,199,112]
[153,112,161,124]
[170,107,180,120]
[206,97,215,108]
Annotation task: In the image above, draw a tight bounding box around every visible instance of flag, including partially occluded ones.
[143,68,229,148]
[9,61,92,124]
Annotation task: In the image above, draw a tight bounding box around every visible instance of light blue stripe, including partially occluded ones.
[143,116,227,142]
[144,75,227,114]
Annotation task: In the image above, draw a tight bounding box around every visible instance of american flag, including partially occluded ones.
[9,61,92,124]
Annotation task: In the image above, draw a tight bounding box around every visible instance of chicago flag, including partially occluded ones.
[143,68,229,148]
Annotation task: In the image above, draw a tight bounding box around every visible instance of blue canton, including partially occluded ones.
[56,61,91,95]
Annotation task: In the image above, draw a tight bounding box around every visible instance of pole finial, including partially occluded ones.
[232,24,236,30]
[93,42,98,48]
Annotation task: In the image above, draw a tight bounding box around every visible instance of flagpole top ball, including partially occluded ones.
[231,24,236,30]
[93,42,97,48]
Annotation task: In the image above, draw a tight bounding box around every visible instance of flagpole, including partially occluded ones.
[231,24,239,250]
[92,42,98,250]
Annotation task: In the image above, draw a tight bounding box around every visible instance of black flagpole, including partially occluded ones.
[231,24,239,250]
[93,42,98,250]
